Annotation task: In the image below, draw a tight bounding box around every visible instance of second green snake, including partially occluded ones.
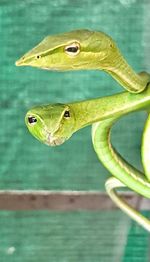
[25,87,150,231]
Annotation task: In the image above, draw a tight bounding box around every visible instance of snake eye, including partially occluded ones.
[28,116,37,125]
[64,110,70,118]
[65,43,80,56]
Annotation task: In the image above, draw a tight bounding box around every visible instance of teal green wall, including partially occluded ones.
[0,1,150,261]
[0,210,149,262]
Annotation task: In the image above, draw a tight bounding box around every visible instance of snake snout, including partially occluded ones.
[46,132,66,147]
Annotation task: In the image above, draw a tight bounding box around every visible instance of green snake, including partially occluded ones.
[16,29,150,231]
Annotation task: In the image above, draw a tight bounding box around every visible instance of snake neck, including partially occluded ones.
[70,86,150,133]
[92,118,150,198]
[100,50,149,93]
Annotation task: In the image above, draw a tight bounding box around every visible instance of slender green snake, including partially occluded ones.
[16,29,150,231]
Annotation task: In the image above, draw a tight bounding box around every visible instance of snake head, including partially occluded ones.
[15,29,117,70]
[25,103,75,146]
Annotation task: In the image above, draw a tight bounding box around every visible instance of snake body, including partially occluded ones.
[16,30,150,230]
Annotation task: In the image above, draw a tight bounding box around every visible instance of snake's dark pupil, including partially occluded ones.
[28,117,37,124]
[64,111,70,118]
[67,47,78,53]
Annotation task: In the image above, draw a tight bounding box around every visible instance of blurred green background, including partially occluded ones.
[0,0,150,261]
